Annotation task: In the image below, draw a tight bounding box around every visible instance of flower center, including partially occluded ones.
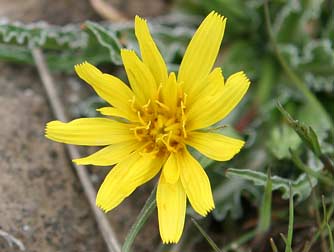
[130,93,187,155]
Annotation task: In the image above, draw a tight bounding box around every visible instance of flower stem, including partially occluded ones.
[122,185,157,252]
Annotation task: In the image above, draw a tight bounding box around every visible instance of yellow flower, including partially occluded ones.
[45,11,250,243]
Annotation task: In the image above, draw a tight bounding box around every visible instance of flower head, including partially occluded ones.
[45,11,250,243]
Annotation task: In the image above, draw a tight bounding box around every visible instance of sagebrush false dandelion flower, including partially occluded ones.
[45,11,250,243]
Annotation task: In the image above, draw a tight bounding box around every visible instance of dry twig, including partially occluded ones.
[32,48,121,252]
[89,0,127,21]
[0,229,25,251]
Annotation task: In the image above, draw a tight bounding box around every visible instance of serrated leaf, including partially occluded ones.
[0,19,193,71]
[0,20,87,50]
[273,0,304,44]
[225,168,317,202]
[273,0,325,44]
[280,39,334,93]
[0,43,33,64]
[212,176,261,220]
[84,21,122,65]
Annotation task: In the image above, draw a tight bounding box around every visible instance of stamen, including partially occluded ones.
[157,84,163,98]
[139,148,159,157]
[155,100,170,111]
[157,115,164,128]
[166,131,177,152]
[129,96,137,112]
[143,99,151,111]
[129,88,189,154]
[130,127,143,141]
[180,100,187,138]
[182,122,187,138]
[137,111,146,126]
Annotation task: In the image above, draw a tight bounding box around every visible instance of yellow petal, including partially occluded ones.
[157,175,186,244]
[73,140,142,166]
[177,149,214,216]
[45,118,134,146]
[178,12,226,97]
[74,62,136,120]
[96,152,164,212]
[160,72,178,113]
[187,67,224,105]
[186,132,244,161]
[162,153,179,184]
[121,49,157,104]
[186,71,250,131]
[135,16,168,85]
[97,107,129,119]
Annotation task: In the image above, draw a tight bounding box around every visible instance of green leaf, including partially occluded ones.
[273,0,305,44]
[0,19,193,71]
[84,21,122,65]
[290,149,334,187]
[280,39,334,93]
[0,20,87,50]
[0,43,33,64]
[273,0,324,44]
[267,123,301,159]
[222,40,260,78]
[212,176,261,220]
[225,168,317,202]
[277,102,322,157]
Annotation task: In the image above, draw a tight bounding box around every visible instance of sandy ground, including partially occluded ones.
[0,0,167,251]
[0,64,107,251]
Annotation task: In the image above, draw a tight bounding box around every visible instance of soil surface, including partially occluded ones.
[0,0,169,25]
[0,64,106,251]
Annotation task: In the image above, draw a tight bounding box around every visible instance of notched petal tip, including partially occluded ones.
[135,15,147,25]
[161,238,179,244]
[227,71,251,86]
[168,72,177,80]
[96,201,109,213]
[120,49,137,59]
[194,205,214,218]
[207,11,227,26]
[74,61,90,70]
[72,158,86,165]
[201,204,215,217]
[45,120,61,132]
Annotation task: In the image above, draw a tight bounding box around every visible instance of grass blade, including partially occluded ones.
[285,183,294,252]
[322,196,334,252]
[191,218,223,252]
[257,169,273,234]
[270,238,278,252]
